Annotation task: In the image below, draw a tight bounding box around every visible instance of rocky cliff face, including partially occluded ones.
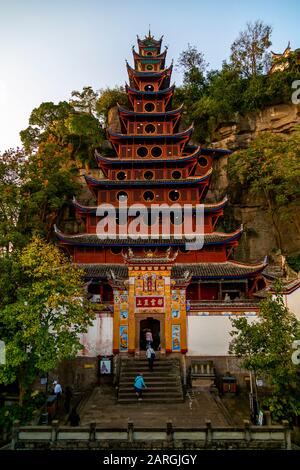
[209,103,300,263]
[212,103,300,150]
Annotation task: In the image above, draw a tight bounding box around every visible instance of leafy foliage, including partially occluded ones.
[230,20,272,77]
[0,238,94,404]
[287,254,300,273]
[174,21,300,143]
[227,130,300,250]
[96,86,128,126]
[229,286,300,422]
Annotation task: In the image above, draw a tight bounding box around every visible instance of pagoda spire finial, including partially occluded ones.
[148,24,151,38]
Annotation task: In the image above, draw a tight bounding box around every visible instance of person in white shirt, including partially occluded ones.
[146,346,155,371]
[53,381,62,396]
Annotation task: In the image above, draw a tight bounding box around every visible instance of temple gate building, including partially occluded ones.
[55,32,266,366]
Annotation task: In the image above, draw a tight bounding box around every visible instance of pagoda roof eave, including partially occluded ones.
[95,146,201,165]
[83,169,212,188]
[174,261,267,280]
[126,62,172,79]
[72,195,227,215]
[125,84,175,97]
[133,48,167,62]
[107,125,193,142]
[137,35,163,48]
[117,103,183,118]
[54,225,243,247]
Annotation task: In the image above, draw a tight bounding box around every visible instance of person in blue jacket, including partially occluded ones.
[134,373,147,400]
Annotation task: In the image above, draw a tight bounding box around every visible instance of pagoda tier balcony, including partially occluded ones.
[126,63,172,91]
[81,212,222,237]
[108,132,194,162]
[137,34,163,55]
[100,163,214,183]
[126,84,174,111]
[95,181,212,206]
[132,48,167,71]
[120,120,180,136]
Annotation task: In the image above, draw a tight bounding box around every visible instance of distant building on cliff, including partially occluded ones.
[269,42,300,74]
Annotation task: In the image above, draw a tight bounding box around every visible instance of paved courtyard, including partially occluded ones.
[77,385,249,428]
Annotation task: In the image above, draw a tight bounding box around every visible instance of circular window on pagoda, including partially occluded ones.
[144,84,154,92]
[111,247,122,255]
[151,146,162,158]
[117,191,128,202]
[199,157,208,167]
[145,124,156,134]
[143,191,155,202]
[144,170,154,180]
[146,64,154,71]
[137,146,148,158]
[144,102,155,112]
[146,52,153,56]
[172,170,181,180]
[169,190,180,202]
[117,171,126,181]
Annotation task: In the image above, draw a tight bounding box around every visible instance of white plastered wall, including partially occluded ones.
[187,315,257,356]
[79,314,113,357]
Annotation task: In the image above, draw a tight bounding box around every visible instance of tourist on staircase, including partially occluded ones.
[133,373,147,401]
[145,329,153,348]
[146,345,156,371]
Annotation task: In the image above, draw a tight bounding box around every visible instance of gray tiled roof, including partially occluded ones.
[79,261,264,280]
[56,231,242,246]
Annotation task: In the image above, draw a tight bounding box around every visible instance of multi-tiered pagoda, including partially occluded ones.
[55,32,266,357]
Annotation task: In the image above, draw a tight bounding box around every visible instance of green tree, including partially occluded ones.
[0,237,94,404]
[229,285,300,422]
[0,149,27,250]
[70,86,99,116]
[20,101,72,153]
[177,43,208,87]
[227,130,300,251]
[230,20,272,77]
[96,86,128,126]
[17,139,80,242]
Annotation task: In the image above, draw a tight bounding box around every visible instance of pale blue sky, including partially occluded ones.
[0,0,299,151]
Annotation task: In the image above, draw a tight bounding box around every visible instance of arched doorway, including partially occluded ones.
[140,317,160,351]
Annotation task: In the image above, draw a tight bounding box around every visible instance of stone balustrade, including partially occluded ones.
[10,419,291,450]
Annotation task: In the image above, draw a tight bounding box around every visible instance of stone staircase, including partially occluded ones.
[117,358,184,403]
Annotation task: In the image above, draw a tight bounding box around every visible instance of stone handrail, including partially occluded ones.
[10,419,291,450]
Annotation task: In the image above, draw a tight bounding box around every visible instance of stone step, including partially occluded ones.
[119,386,182,392]
[118,358,183,404]
[119,379,180,385]
[121,364,177,370]
[118,397,184,404]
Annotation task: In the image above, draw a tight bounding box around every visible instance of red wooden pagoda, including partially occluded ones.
[55,32,266,356]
